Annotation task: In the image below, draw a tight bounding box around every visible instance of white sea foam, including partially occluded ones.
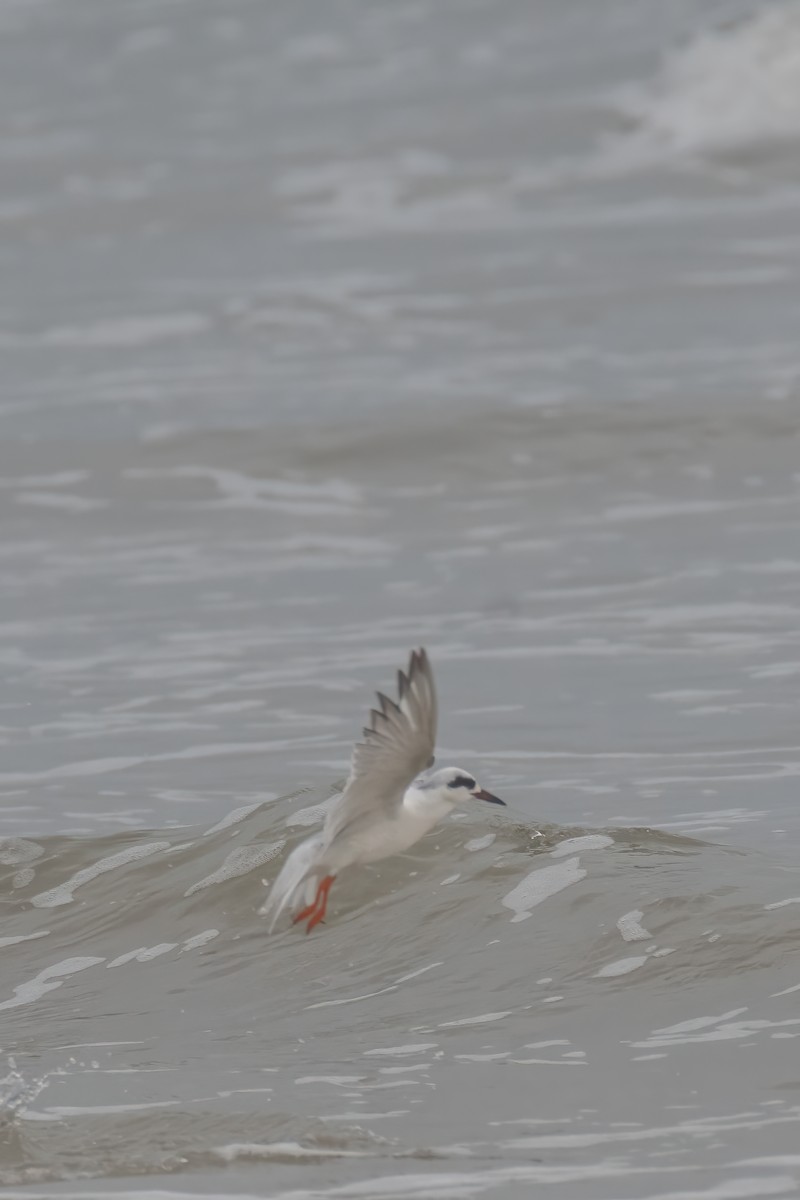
[633,1010,800,1049]
[0,957,104,1012]
[465,833,496,852]
[439,1012,511,1028]
[0,932,49,949]
[212,1141,370,1161]
[0,837,43,865]
[185,841,285,896]
[363,1043,438,1057]
[202,803,265,837]
[106,944,177,968]
[594,956,650,979]
[181,929,219,953]
[285,798,336,827]
[31,842,170,907]
[616,911,652,942]
[550,835,613,858]
[502,857,586,922]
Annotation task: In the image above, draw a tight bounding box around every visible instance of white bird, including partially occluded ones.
[260,648,504,933]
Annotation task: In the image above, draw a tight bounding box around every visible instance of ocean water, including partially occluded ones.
[3,1,800,1196]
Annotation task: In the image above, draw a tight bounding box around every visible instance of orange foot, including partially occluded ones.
[292,875,336,934]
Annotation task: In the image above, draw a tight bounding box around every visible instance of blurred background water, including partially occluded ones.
[3,1,800,1196]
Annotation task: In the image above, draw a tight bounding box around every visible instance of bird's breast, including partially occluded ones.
[346,805,438,866]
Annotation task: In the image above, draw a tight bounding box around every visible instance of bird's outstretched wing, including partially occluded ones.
[322,648,437,846]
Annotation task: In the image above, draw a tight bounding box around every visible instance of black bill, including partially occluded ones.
[473,788,505,806]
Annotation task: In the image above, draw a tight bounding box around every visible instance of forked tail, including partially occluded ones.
[258,833,326,933]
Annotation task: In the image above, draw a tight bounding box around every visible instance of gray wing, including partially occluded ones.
[322,648,437,846]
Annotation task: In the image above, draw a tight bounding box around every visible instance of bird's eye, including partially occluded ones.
[447,775,476,790]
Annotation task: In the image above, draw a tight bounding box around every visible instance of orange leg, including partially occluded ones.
[292,875,336,933]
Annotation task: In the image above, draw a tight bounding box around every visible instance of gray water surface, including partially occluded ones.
[3,1,800,1197]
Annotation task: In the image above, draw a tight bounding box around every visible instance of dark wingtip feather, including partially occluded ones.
[411,647,428,679]
[376,690,401,716]
[401,648,422,690]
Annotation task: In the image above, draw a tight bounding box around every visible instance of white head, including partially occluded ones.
[413,766,505,809]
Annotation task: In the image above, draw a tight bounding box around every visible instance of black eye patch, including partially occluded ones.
[447,775,476,790]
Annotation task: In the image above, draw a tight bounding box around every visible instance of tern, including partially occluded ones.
[260,648,504,933]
